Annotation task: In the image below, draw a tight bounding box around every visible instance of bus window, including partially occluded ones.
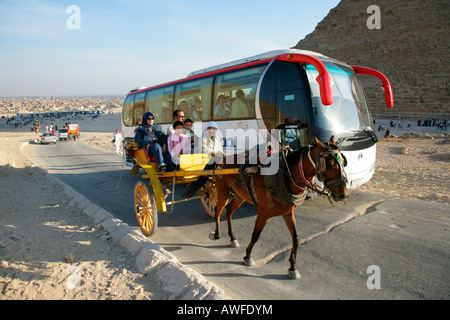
[213,65,267,120]
[259,63,277,130]
[259,61,309,132]
[145,86,174,124]
[134,91,146,126]
[122,94,135,127]
[275,62,308,127]
[174,77,213,122]
[305,63,373,139]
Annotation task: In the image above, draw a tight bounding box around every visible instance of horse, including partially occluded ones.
[185,136,349,279]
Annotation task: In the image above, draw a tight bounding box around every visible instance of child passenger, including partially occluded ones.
[183,118,196,151]
[168,120,191,169]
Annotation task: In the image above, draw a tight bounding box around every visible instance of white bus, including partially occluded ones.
[121,49,393,188]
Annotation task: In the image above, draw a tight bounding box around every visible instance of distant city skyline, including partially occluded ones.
[0,0,340,97]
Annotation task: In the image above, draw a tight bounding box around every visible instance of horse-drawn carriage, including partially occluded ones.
[125,137,349,279]
[126,141,244,236]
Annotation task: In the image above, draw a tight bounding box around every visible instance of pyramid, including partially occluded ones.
[294,0,449,118]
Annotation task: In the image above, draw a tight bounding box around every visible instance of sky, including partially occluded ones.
[0,0,340,97]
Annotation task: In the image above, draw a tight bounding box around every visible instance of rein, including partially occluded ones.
[280,146,332,200]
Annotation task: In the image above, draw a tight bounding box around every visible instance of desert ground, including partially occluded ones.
[0,114,448,299]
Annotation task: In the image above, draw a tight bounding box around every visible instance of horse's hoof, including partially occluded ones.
[209,232,218,240]
[230,240,239,248]
[244,257,255,266]
[288,269,301,280]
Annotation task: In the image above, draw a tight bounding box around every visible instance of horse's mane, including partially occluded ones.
[285,145,313,168]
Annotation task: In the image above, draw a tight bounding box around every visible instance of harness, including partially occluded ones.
[236,144,347,207]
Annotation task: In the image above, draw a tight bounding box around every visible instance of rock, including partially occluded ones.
[65,253,75,263]
[294,0,450,119]
[400,147,410,154]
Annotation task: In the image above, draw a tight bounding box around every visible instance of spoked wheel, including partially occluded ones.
[134,180,158,236]
[199,179,218,218]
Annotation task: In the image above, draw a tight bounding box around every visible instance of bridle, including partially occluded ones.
[281,143,348,205]
[308,144,348,189]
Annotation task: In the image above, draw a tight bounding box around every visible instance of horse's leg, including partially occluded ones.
[209,181,230,241]
[244,214,269,266]
[225,195,245,248]
[283,210,301,279]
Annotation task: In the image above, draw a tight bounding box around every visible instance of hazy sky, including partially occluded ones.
[0,0,340,97]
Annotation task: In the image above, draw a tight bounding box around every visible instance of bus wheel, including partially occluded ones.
[134,180,158,236]
[199,180,218,218]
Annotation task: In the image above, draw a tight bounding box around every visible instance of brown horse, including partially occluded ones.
[186,136,349,279]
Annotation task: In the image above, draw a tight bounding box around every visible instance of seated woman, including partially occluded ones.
[134,112,174,172]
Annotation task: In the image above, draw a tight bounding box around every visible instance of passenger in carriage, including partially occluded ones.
[168,120,191,170]
[134,112,174,172]
[167,109,186,135]
[202,121,226,158]
[183,119,196,151]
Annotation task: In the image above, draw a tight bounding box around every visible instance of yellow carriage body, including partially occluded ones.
[133,148,215,212]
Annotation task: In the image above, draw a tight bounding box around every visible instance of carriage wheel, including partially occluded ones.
[134,180,158,236]
[199,180,218,218]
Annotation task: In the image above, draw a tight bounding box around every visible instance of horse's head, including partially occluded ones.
[313,136,349,202]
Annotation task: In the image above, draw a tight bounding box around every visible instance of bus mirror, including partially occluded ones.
[316,73,334,106]
[276,54,334,106]
[352,66,394,109]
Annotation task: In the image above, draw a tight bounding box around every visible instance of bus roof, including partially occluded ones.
[186,49,325,77]
[127,49,333,96]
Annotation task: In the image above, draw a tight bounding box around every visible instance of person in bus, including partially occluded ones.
[190,98,202,121]
[168,121,191,170]
[231,89,249,118]
[214,94,230,119]
[202,121,225,158]
[134,112,174,172]
[167,109,185,135]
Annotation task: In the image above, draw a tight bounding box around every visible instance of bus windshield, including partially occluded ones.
[305,63,374,140]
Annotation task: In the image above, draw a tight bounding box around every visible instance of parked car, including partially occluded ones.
[57,128,68,140]
[41,132,57,144]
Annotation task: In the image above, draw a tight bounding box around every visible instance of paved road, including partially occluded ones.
[25,139,450,299]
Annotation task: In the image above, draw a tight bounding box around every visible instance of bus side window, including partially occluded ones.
[174,77,213,122]
[213,65,266,120]
[133,92,146,125]
[145,86,174,124]
[122,94,135,127]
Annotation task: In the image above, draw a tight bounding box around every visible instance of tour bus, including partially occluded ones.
[121,49,393,188]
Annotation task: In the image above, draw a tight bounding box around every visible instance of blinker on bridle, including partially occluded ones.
[307,144,348,189]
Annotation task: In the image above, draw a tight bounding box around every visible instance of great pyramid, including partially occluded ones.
[294,0,449,118]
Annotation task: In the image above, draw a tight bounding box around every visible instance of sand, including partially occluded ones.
[0,115,165,300]
[0,114,448,299]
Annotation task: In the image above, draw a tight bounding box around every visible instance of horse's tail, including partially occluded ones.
[182,162,218,199]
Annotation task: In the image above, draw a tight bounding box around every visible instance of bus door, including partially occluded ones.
[275,62,310,149]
